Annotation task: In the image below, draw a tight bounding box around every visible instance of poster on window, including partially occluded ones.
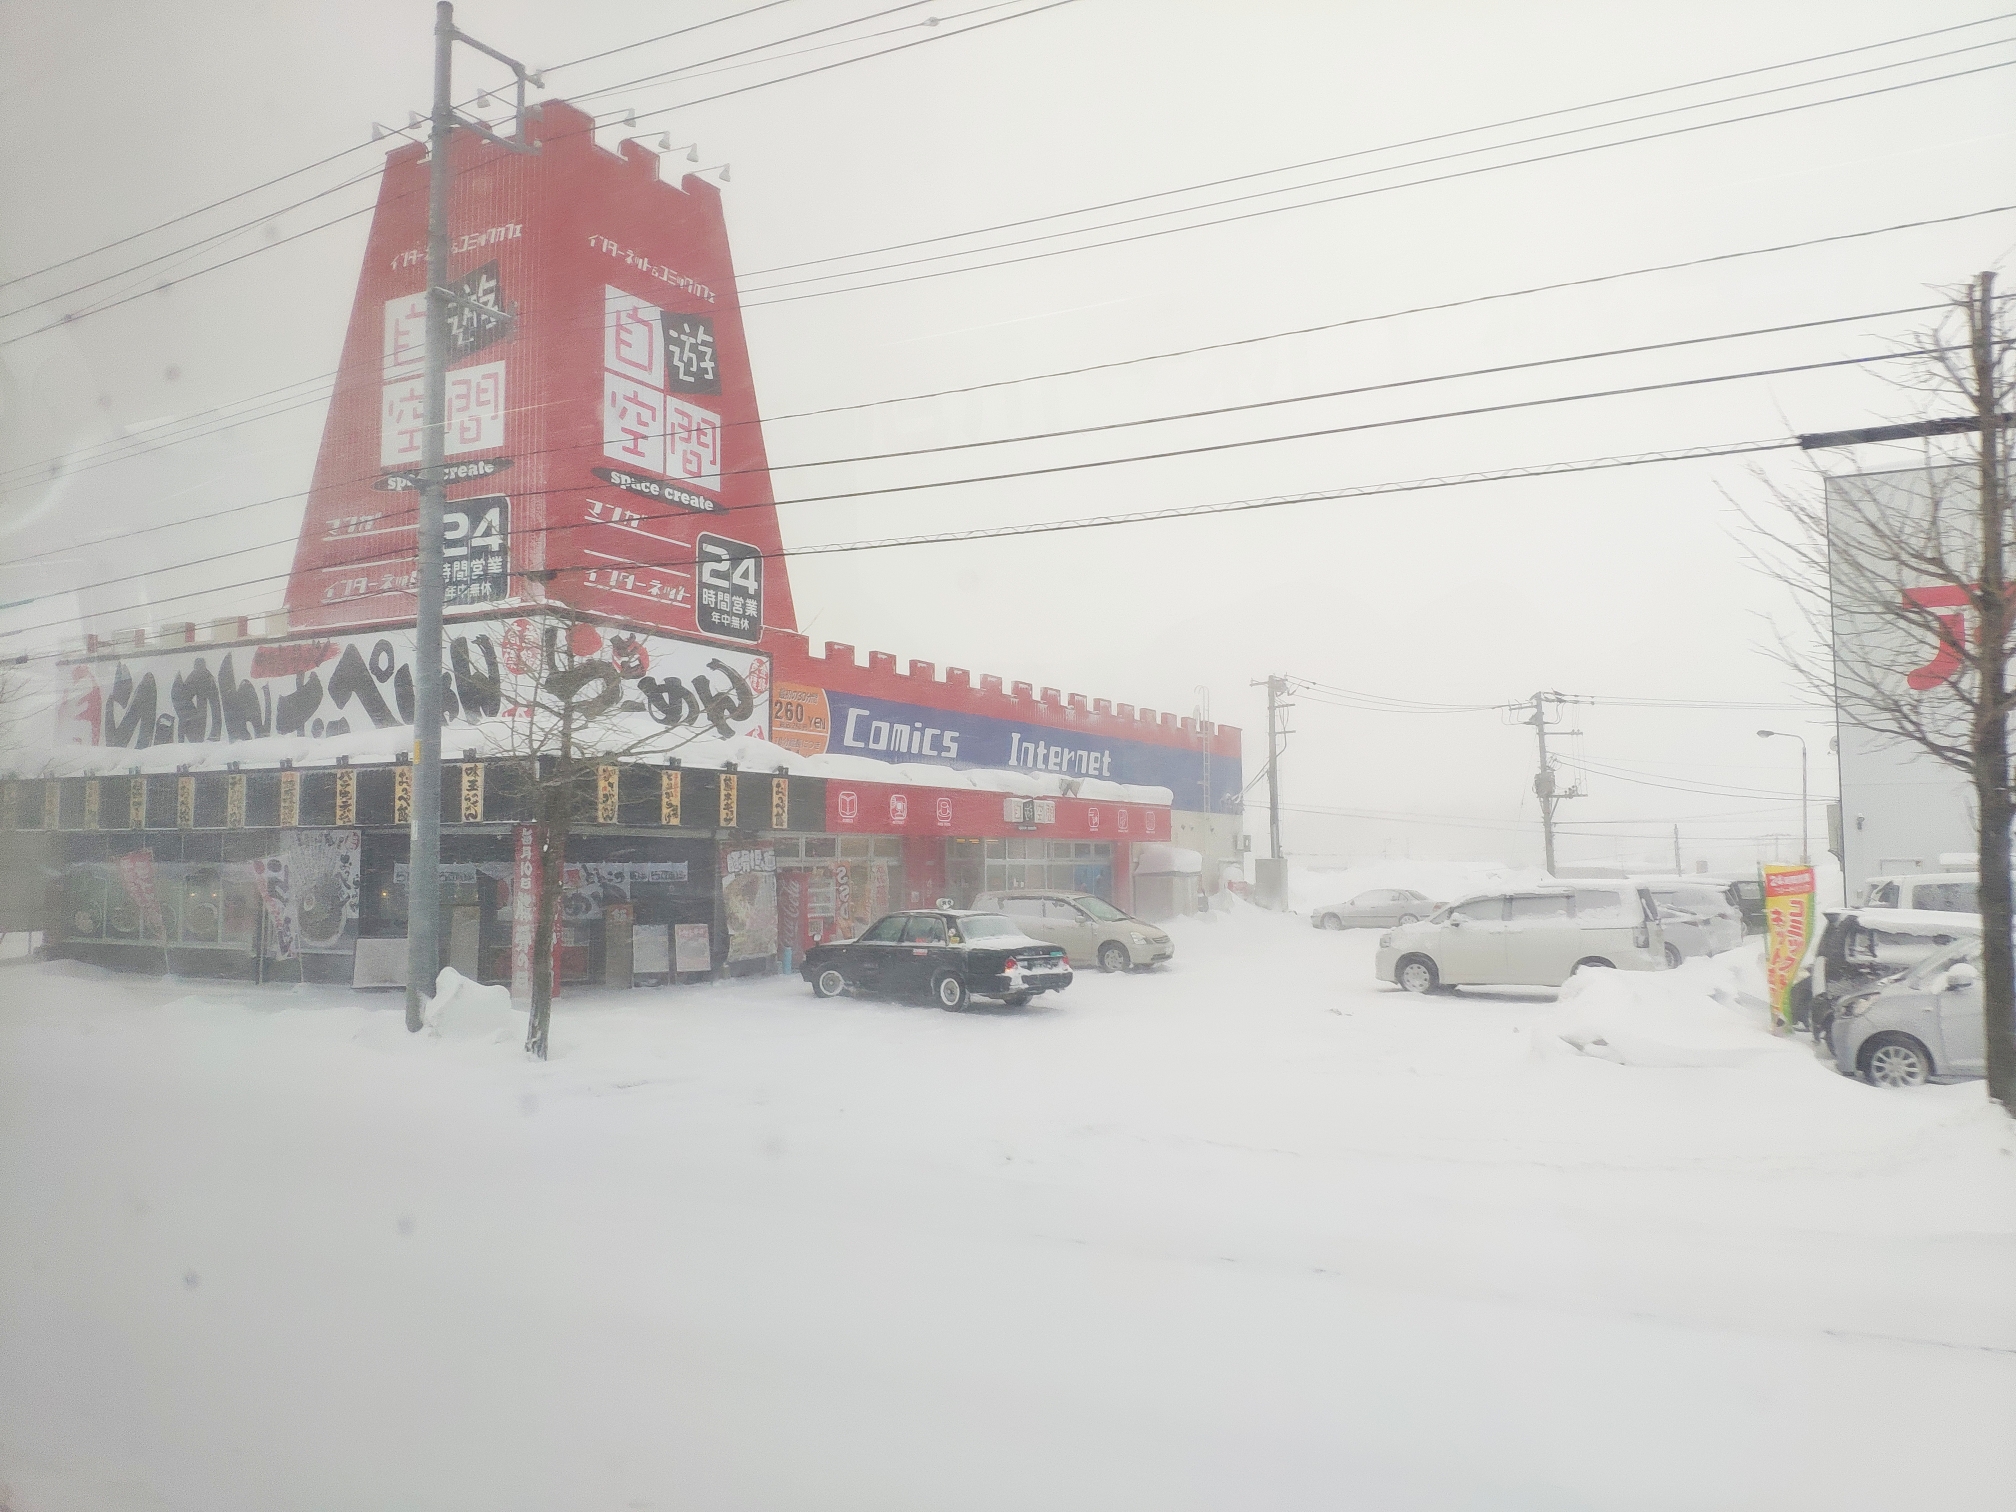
[443,496,509,606]
[721,842,777,961]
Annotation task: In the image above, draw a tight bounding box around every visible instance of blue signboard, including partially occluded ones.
[821,691,1241,814]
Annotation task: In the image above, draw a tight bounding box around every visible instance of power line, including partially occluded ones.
[15,204,1991,501]
[0,341,1923,613]
[0,0,841,300]
[0,0,1079,348]
[3,435,1799,654]
[2,287,1936,559]
[739,36,2016,293]
[733,58,2016,308]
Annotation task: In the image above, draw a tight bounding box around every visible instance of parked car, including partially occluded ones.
[1794,907,1979,1049]
[800,910,1072,1010]
[1728,876,1766,935]
[1375,882,1667,993]
[1310,888,1444,931]
[1642,882,1746,965]
[1856,871,1978,912]
[1831,935,1989,1086]
[970,889,1173,972]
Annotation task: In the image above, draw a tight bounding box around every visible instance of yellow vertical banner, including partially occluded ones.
[596,764,619,824]
[85,779,102,829]
[660,770,682,825]
[225,774,245,828]
[129,776,147,829]
[460,763,484,823]
[44,781,61,830]
[1762,864,1817,1033]
[334,768,357,826]
[718,773,738,828]
[394,765,413,825]
[175,776,195,829]
[278,770,300,828]
[770,776,790,830]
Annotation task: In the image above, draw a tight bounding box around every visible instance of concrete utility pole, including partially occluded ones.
[405,1,539,1032]
[1672,823,1682,876]
[1265,676,1284,860]
[1968,269,2015,1112]
[1519,691,1581,876]
[1248,675,1291,908]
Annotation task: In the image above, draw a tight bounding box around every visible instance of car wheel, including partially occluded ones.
[1003,991,1033,1007]
[1098,942,1131,973]
[811,967,846,999]
[1396,956,1438,994]
[1861,1033,1932,1088]
[1320,913,1344,930]
[932,971,969,1010]
[1396,913,1419,925]
[1663,943,1683,970]
[1572,957,1615,974]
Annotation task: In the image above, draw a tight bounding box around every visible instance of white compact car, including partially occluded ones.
[1644,881,1746,964]
[1375,883,1668,992]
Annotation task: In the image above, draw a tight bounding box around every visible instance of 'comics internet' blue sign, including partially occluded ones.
[823,691,1239,814]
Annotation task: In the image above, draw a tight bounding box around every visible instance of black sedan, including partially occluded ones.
[801,910,1073,1009]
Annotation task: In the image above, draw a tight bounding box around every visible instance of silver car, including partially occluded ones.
[1311,888,1442,931]
[970,889,1173,972]
[1831,937,1989,1087]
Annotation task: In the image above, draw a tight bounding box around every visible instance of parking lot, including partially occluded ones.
[3,905,2013,1510]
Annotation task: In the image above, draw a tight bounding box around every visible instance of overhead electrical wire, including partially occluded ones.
[1,287,1941,554]
[8,204,2002,503]
[0,0,846,296]
[0,336,1933,610]
[0,0,1078,346]
[7,12,1998,345]
[1,435,1804,653]
[734,56,2016,308]
[738,37,2016,294]
[739,11,2016,279]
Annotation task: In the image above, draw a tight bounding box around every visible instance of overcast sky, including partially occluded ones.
[3,0,2011,870]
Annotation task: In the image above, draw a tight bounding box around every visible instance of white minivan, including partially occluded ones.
[1374,882,1667,992]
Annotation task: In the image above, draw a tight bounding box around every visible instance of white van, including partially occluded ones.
[1857,872,1977,913]
[1374,882,1667,992]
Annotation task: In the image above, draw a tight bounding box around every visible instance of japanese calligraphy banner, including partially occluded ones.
[55,615,770,749]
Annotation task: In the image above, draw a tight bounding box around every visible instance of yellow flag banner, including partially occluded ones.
[1762,864,1817,1032]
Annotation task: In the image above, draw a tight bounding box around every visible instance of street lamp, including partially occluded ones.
[1757,730,1809,864]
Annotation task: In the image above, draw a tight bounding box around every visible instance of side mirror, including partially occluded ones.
[1944,961,1980,991]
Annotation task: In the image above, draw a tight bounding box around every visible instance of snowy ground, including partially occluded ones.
[3,905,2014,1510]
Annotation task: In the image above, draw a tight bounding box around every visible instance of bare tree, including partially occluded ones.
[478,612,756,1060]
[1755,274,2013,1110]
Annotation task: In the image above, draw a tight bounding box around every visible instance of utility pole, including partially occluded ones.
[1516,691,1581,876]
[1249,674,1291,908]
[405,1,539,1032]
[1265,675,1285,860]
[1970,269,2015,1112]
[1672,823,1682,876]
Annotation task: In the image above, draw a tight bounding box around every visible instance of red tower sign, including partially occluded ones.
[283,100,797,645]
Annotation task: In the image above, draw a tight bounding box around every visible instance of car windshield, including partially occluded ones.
[1902,937,1980,988]
[1075,896,1129,922]
[957,914,1022,939]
